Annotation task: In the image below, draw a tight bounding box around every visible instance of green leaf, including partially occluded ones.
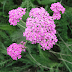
[10,29,26,43]
[55,13,68,41]
[21,0,35,11]
[58,42,72,71]
[17,20,26,30]
[0,25,16,34]
[22,11,29,20]
[0,59,9,67]
[0,0,4,2]
[50,68,54,72]
[0,42,7,55]
[0,12,3,16]
[0,31,8,39]
[45,5,48,11]
[37,0,57,5]
[0,25,15,30]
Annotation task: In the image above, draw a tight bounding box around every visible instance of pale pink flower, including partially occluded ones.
[50,2,65,20]
[23,7,58,50]
[7,41,26,60]
[8,7,26,26]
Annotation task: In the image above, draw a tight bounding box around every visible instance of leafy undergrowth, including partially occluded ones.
[0,0,72,72]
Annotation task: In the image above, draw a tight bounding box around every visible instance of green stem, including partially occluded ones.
[38,44,47,60]
[60,0,62,3]
[60,55,72,72]
[59,58,72,64]
[17,23,26,29]
[57,31,72,52]
[20,19,26,25]
[49,50,72,56]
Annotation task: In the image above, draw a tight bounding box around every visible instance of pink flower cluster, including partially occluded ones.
[7,41,26,60]
[8,7,26,26]
[50,2,65,20]
[23,7,58,50]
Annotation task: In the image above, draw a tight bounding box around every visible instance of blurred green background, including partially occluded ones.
[0,0,72,72]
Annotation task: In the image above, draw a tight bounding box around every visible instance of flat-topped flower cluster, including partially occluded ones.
[7,41,26,60]
[50,2,65,20]
[23,7,58,50]
[9,7,26,26]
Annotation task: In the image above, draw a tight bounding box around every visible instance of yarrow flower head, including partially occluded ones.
[53,12,61,20]
[8,7,26,26]
[50,2,65,20]
[23,7,58,51]
[7,41,26,60]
